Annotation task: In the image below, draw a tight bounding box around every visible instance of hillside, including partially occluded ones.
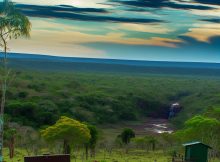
[5,53,220,77]
[4,68,220,129]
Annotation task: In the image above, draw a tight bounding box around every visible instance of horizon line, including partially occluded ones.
[4,52,220,64]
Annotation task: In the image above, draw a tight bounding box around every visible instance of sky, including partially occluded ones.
[2,0,220,62]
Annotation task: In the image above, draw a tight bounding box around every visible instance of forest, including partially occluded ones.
[4,70,220,128]
[2,70,220,162]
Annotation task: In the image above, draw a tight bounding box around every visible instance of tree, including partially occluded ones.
[119,128,135,153]
[4,128,16,159]
[41,116,91,154]
[204,107,220,120]
[133,137,148,150]
[175,115,220,142]
[17,126,41,156]
[146,135,158,151]
[0,0,31,161]
[85,125,98,160]
[161,132,175,147]
[120,128,135,145]
[3,115,16,159]
[175,115,220,158]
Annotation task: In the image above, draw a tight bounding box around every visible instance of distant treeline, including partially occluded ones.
[2,70,220,128]
[5,57,220,77]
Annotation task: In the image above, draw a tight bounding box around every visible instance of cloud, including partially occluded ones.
[8,18,180,59]
[183,23,220,42]
[14,4,164,24]
[108,0,213,10]
[175,35,220,52]
[190,8,220,17]
[8,27,107,58]
[15,4,108,13]
[113,23,174,34]
[13,0,109,8]
[66,30,182,48]
[193,0,220,6]
[201,18,220,23]
[84,35,220,62]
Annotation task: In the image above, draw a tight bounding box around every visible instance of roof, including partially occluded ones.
[183,141,212,149]
[24,154,70,158]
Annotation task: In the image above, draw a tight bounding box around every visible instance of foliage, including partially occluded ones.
[133,136,159,151]
[204,107,220,120]
[41,116,91,144]
[146,135,158,151]
[4,128,16,159]
[0,1,31,160]
[176,115,220,140]
[132,137,149,150]
[87,125,98,150]
[120,128,135,145]
[41,116,91,153]
[0,0,31,41]
[175,115,220,154]
[85,124,98,159]
[3,70,220,128]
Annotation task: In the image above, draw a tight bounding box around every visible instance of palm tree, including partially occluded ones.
[0,0,31,161]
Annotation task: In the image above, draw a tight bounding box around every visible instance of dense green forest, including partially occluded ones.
[4,70,220,129]
[1,70,220,162]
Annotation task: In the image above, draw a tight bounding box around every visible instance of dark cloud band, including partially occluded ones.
[16,4,108,13]
[201,18,220,23]
[108,0,213,10]
[194,0,220,6]
[13,4,164,24]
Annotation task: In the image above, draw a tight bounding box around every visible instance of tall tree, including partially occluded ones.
[146,136,158,151]
[85,125,98,160]
[41,116,91,154]
[119,128,135,153]
[0,0,31,161]
[120,128,135,145]
[4,128,16,159]
[175,115,220,158]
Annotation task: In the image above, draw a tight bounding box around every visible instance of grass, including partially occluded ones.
[3,148,220,162]
[85,150,169,162]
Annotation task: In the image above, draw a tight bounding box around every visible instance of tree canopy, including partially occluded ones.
[0,0,31,42]
[175,115,220,148]
[120,128,135,145]
[41,116,91,145]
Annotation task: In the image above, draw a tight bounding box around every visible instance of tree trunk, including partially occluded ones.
[63,140,71,154]
[152,142,155,151]
[90,147,95,158]
[9,137,15,159]
[0,115,3,162]
[85,145,88,160]
[0,36,8,162]
[125,145,129,154]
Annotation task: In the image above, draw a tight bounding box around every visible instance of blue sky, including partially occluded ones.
[2,0,220,62]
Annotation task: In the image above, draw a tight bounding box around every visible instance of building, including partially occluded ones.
[183,141,212,162]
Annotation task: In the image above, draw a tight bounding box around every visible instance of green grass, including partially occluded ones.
[2,149,169,162]
[3,148,220,162]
